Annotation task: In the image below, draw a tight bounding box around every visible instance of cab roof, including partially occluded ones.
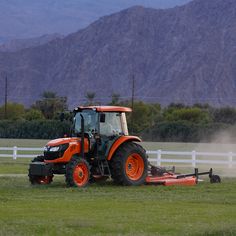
[74,106,132,113]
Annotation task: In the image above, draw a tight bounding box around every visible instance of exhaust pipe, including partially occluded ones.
[80,114,85,159]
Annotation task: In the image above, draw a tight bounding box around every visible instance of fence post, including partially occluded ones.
[192,150,196,167]
[13,146,17,160]
[157,149,161,166]
[228,152,233,168]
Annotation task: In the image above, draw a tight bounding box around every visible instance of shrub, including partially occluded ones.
[0,120,71,139]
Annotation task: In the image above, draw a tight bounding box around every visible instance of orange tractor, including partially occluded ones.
[28,106,220,187]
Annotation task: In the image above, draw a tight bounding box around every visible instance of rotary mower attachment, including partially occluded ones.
[145,164,221,186]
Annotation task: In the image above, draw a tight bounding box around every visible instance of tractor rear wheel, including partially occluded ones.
[65,156,90,187]
[111,142,148,186]
[28,156,54,185]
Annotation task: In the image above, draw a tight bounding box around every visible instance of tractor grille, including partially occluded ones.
[44,143,69,160]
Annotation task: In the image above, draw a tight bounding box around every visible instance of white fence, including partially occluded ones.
[147,150,236,168]
[0,147,43,160]
[0,147,236,168]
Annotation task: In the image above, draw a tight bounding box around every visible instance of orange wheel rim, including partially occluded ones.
[125,154,144,181]
[73,163,89,187]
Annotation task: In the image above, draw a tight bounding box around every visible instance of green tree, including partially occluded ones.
[85,92,96,105]
[126,101,161,135]
[168,103,187,109]
[0,102,25,120]
[24,109,45,121]
[0,120,71,139]
[148,103,162,124]
[110,93,121,105]
[33,91,67,119]
[163,107,211,124]
[212,107,236,124]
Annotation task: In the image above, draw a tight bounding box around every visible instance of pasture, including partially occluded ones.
[0,139,236,235]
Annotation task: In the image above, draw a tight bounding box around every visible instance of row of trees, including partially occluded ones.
[124,102,236,142]
[1,91,236,142]
[0,91,67,121]
[0,91,123,121]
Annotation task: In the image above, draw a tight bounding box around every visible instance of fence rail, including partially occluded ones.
[0,147,235,168]
[0,147,43,159]
[147,150,236,168]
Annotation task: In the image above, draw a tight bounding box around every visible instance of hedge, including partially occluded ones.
[142,121,231,142]
[0,120,71,139]
[0,120,235,143]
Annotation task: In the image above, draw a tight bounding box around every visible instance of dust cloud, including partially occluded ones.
[194,129,236,177]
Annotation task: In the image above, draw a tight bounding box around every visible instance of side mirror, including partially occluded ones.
[100,113,105,123]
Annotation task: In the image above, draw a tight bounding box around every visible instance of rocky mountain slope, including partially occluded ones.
[0,0,236,108]
[0,0,191,44]
[0,34,63,52]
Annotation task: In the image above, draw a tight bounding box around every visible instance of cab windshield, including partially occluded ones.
[74,110,98,135]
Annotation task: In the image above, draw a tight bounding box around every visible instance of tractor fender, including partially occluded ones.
[106,136,142,161]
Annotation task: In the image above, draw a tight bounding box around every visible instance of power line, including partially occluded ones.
[2,94,236,102]
[2,92,236,105]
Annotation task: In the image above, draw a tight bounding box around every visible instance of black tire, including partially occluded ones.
[210,175,221,183]
[32,155,44,162]
[29,175,53,185]
[110,142,148,186]
[90,175,109,184]
[65,156,91,187]
[28,155,53,185]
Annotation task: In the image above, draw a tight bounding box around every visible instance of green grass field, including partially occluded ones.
[0,176,235,236]
[0,139,236,235]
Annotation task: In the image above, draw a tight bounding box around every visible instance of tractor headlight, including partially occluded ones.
[49,146,60,152]
[43,143,69,160]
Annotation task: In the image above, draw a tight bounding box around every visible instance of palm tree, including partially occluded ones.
[110,93,120,105]
[85,92,96,105]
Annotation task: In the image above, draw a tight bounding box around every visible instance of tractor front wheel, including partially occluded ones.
[111,142,148,186]
[29,175,53,185]
[65,156,90,187]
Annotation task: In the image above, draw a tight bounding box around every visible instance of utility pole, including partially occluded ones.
[4,75,8,119]
[131,74,135,134]
[131,74,135,111]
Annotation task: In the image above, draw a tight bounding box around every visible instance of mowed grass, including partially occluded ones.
[0,139,236,235]
[0,139,47,174]
[0,176,236,236]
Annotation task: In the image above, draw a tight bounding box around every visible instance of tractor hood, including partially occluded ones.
[46,137,80,147]
[44,137,89,163]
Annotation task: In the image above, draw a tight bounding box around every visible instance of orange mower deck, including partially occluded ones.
[145,167,221,186]
[146,174,197,186]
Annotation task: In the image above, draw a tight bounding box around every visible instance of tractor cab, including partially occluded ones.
[73,106,131,158]
[73,106,129,137]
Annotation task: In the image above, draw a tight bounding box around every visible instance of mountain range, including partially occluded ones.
[0,0,236,108]
[0,0,191,44]
[0,34,63,52]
